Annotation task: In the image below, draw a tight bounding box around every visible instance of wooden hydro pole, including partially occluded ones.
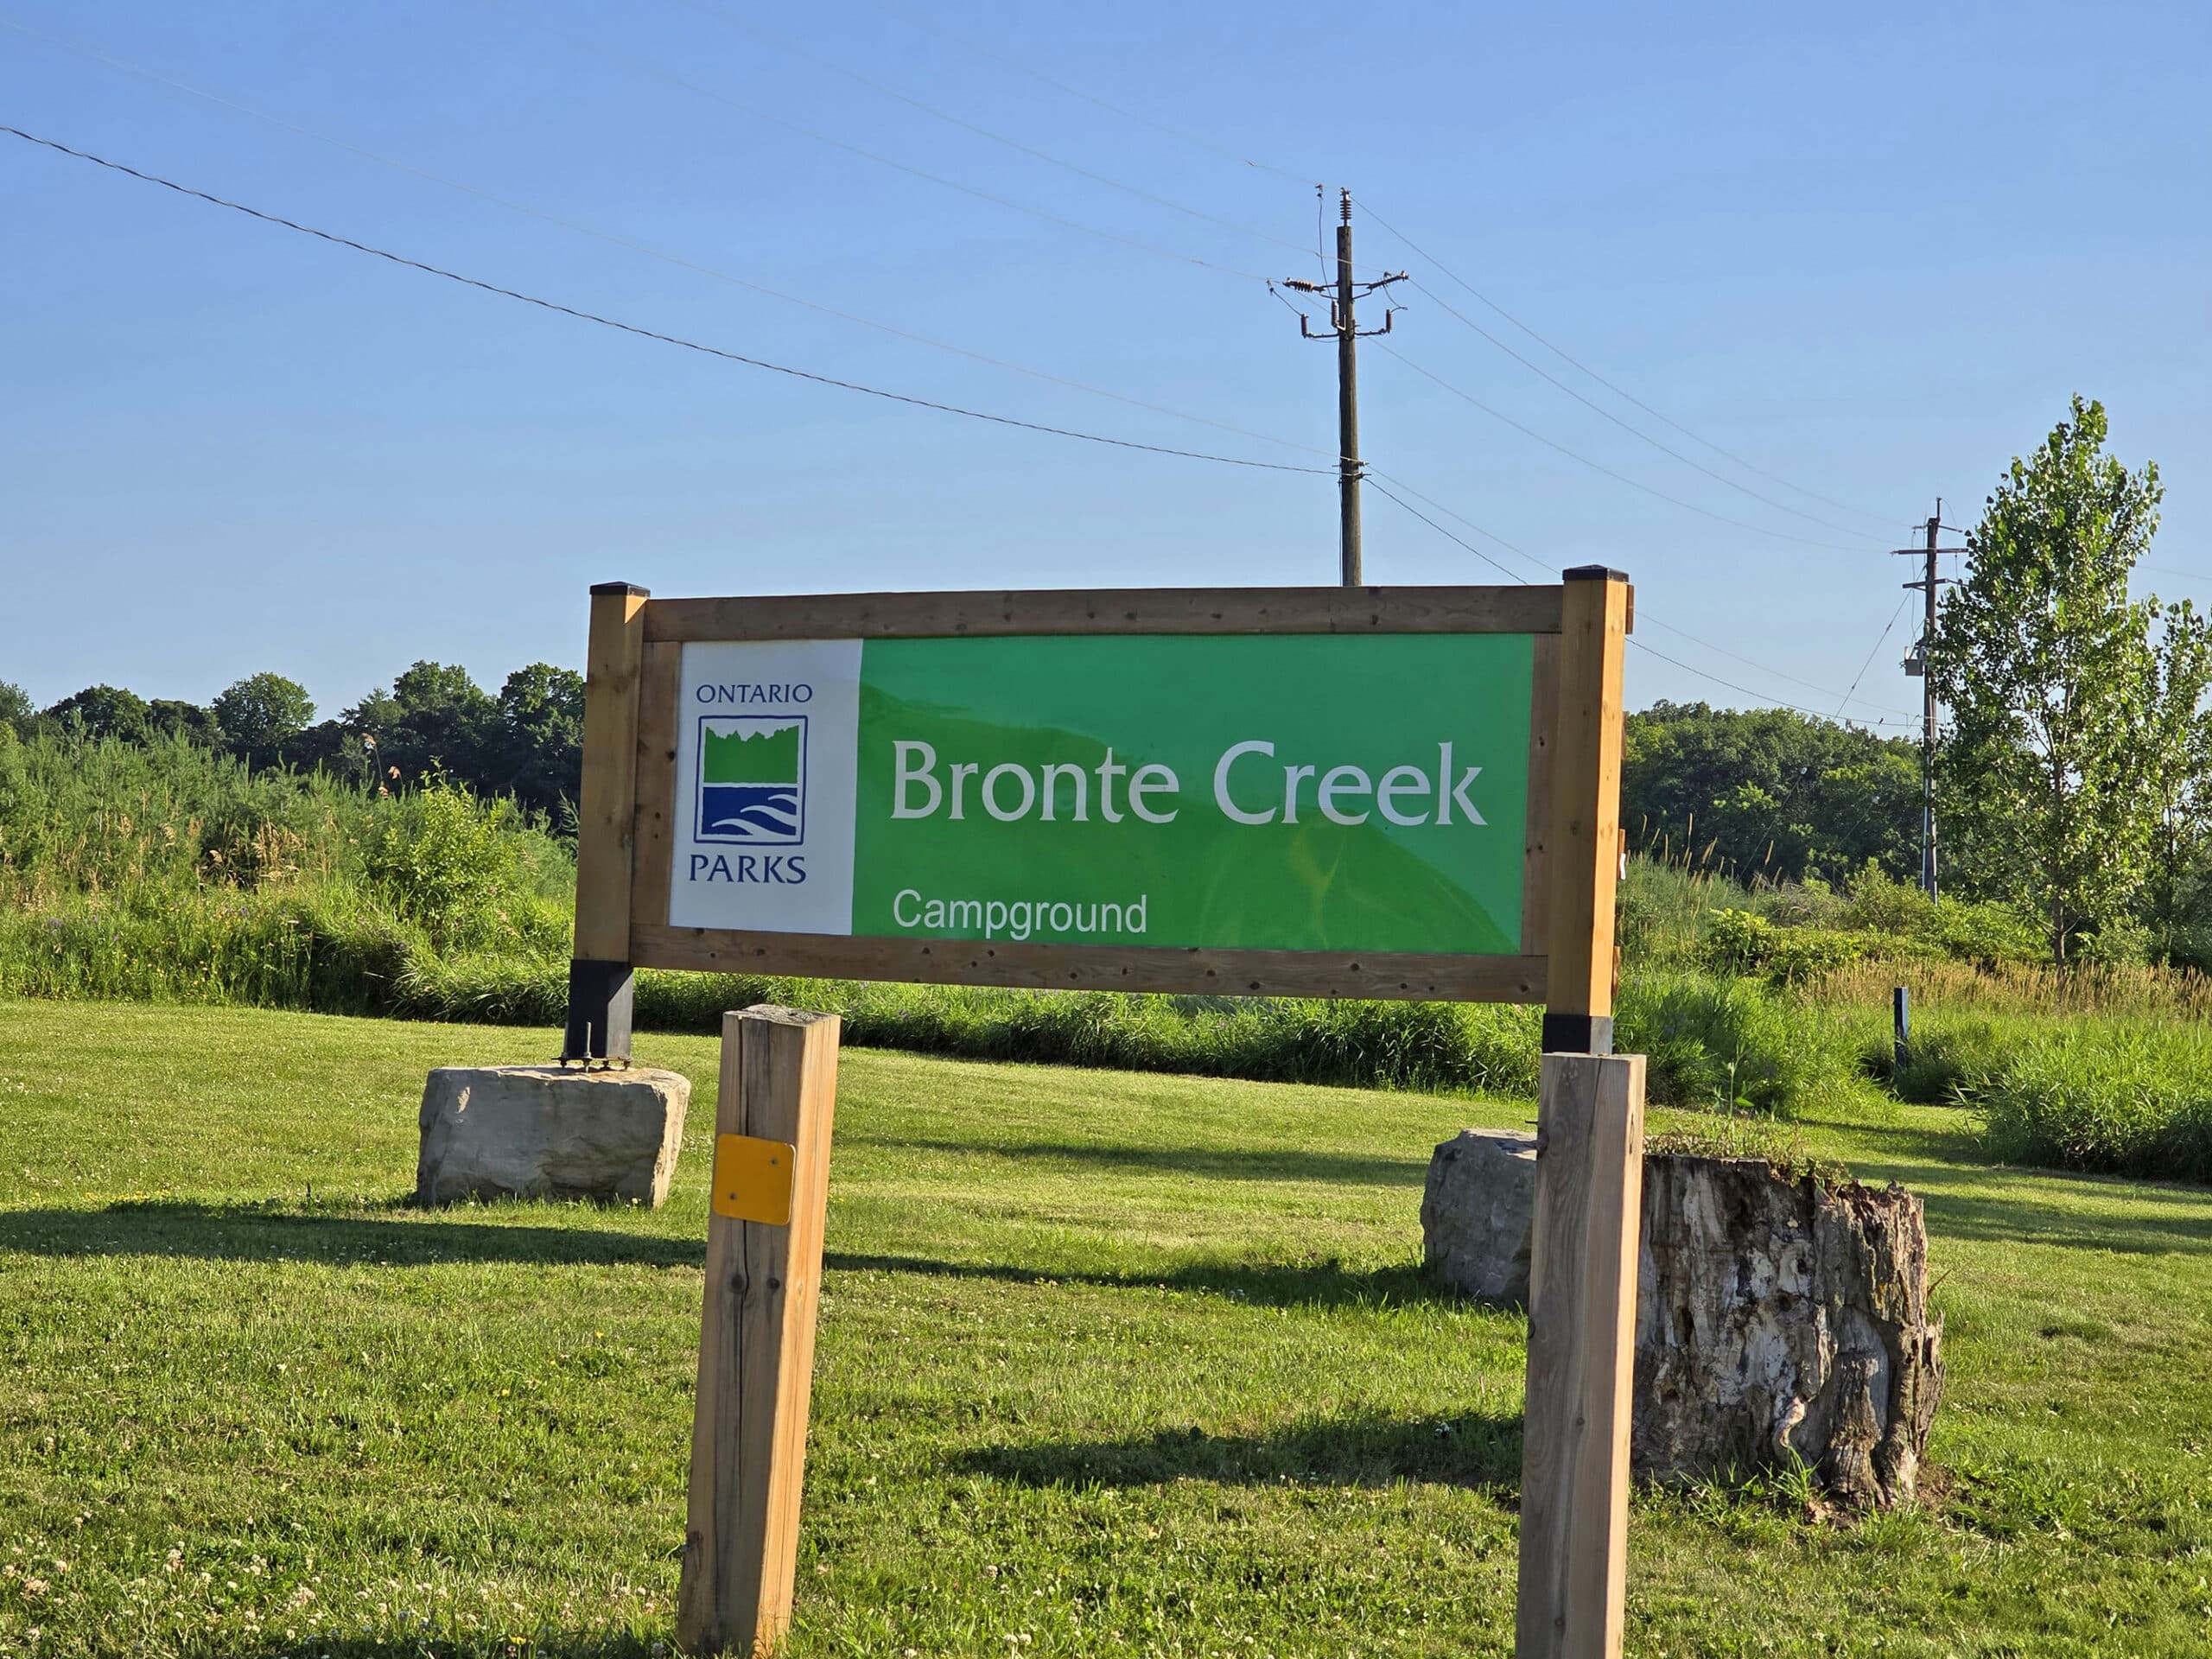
[1894,501,1965,899]
[1278,190,1407,586]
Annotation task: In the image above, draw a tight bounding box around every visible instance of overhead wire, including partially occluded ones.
[1374,342,1876,555]
[857,0,1319,188]
[676,1,1371,274]
[1380,273,1884,543]
[0,124,1332,475]
[479,3,1277,283]
[0,12,1339,465]
[1351,195,1899,532]
[3,82,1915,724]
[1360,477,1915,721]
[1834,596,1912,720]
[690,2,1900,540]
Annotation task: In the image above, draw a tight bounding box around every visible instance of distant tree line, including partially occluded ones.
[0,660,584,823]
[1623,702,1921,886]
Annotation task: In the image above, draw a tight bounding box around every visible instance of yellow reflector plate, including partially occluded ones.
[712,1134,797,1225]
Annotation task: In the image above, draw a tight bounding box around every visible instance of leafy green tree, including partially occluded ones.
[2135,600,2212,964]
[0,682,34,738]
[1623,702,1919,882]
[1928,397,2162,965]
[212,673,315,765]
[494,664,585,817]
[371,663,498,788]
[147,699,221,746]
[43,684,150,743]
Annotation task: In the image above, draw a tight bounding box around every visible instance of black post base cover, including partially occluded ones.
[563,958,635,1062]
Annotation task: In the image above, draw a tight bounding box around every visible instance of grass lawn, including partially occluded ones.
[1,1001,2209,1657]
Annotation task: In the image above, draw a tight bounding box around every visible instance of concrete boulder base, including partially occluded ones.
[416,1065,691,1208]
[1422,1128,1944,1510]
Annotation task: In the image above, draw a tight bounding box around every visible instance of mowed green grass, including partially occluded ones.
[1,1003,2209,1657]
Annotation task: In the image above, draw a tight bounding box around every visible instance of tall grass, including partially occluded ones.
[10,728,2212,1179]
[1962,1022,2212,1184]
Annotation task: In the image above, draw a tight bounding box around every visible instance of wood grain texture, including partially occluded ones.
[574,588,649,962]
[1522,632,1560,957]
[642,584,1563,642]
[678,1006,842,1658]
[1543,576,1630,1020]
[1516,1052,1646,1659]
[631,641,681,931]
[631,923,1548,1003]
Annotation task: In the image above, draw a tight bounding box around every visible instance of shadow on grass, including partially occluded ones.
[1796,1110,1988,1168]
[195,1641,661,1659]
[0,1200,703,1268]
[0,1206,1471,1306]
[842,1135,1434,1187]
[824,1249,1478,1311]
[956,1409,1522,1492]
[1878,1168,2212,1257]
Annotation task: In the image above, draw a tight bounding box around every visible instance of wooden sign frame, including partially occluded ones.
[569,572,1640,1659]
[563,569,1630,1062]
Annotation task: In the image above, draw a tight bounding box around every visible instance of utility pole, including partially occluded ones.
[1275,191,1406,585]
[1894,500,1966,899]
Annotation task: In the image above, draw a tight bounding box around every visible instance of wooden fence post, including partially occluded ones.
[565,580,650,1062]
[1517,1052,1646,1659]
[678,1005,842,1657]
[1541,566,1630,1056]
[1519,565,1638,1658]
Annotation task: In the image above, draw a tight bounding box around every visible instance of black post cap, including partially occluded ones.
[590,581,651,597]
[1562,565,1631,583]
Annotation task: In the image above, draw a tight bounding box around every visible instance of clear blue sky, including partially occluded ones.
[3,1,2206,734]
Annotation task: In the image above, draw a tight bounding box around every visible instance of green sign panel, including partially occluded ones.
[669,632,1534,957]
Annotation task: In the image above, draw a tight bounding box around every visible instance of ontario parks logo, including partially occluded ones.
[696,715,806,844]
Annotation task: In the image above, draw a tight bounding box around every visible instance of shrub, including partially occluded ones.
[361,779,566,955]
[1700,908,1865,986]
[1617,971,1855,1115]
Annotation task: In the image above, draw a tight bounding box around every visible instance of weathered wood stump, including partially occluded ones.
[1423,1135,1944,1509]
[1634,1155,1942,1510]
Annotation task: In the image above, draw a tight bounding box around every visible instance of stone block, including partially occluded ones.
[416,1065,690,1208]
[1420,1127,1540,1304]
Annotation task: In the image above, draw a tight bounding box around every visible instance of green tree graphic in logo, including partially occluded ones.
[698,716,805,843]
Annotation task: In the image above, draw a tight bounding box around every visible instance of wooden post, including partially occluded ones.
[1541,567,1630,1056]
[1520,564,1639,1657]
[565,581,650,1061]
[1517,1052,1646,1659]
[678,1005,841,1657]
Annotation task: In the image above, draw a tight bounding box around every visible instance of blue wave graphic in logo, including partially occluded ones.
[701,783,800,842]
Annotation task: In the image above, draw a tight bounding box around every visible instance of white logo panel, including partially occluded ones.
[668,639,860,935]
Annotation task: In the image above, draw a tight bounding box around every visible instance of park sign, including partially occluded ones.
[672,632,1530,954]
[563,575,1632,1058]
[564,576,1641,1659]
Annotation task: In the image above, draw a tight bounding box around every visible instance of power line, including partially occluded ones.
[1351,195,1898,532]
[1362,478,1915,721]
[483,3,1278,283]
[1374,342,1875,555]
[0,12,1339,465]
[3,121,1918,725]
[1626,636,1912,728]
[1363,480,1528,583]
[678,1,1356,273]
[859,0,1319,189]
[1834,595,1912,720]
[0,124,1333,475]
[1382,276,1881,544]
[651,0,1897,543]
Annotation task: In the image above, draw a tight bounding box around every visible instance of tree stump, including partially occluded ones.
[1632,1155,1942,1510]
[1422,1135,1944,1509]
